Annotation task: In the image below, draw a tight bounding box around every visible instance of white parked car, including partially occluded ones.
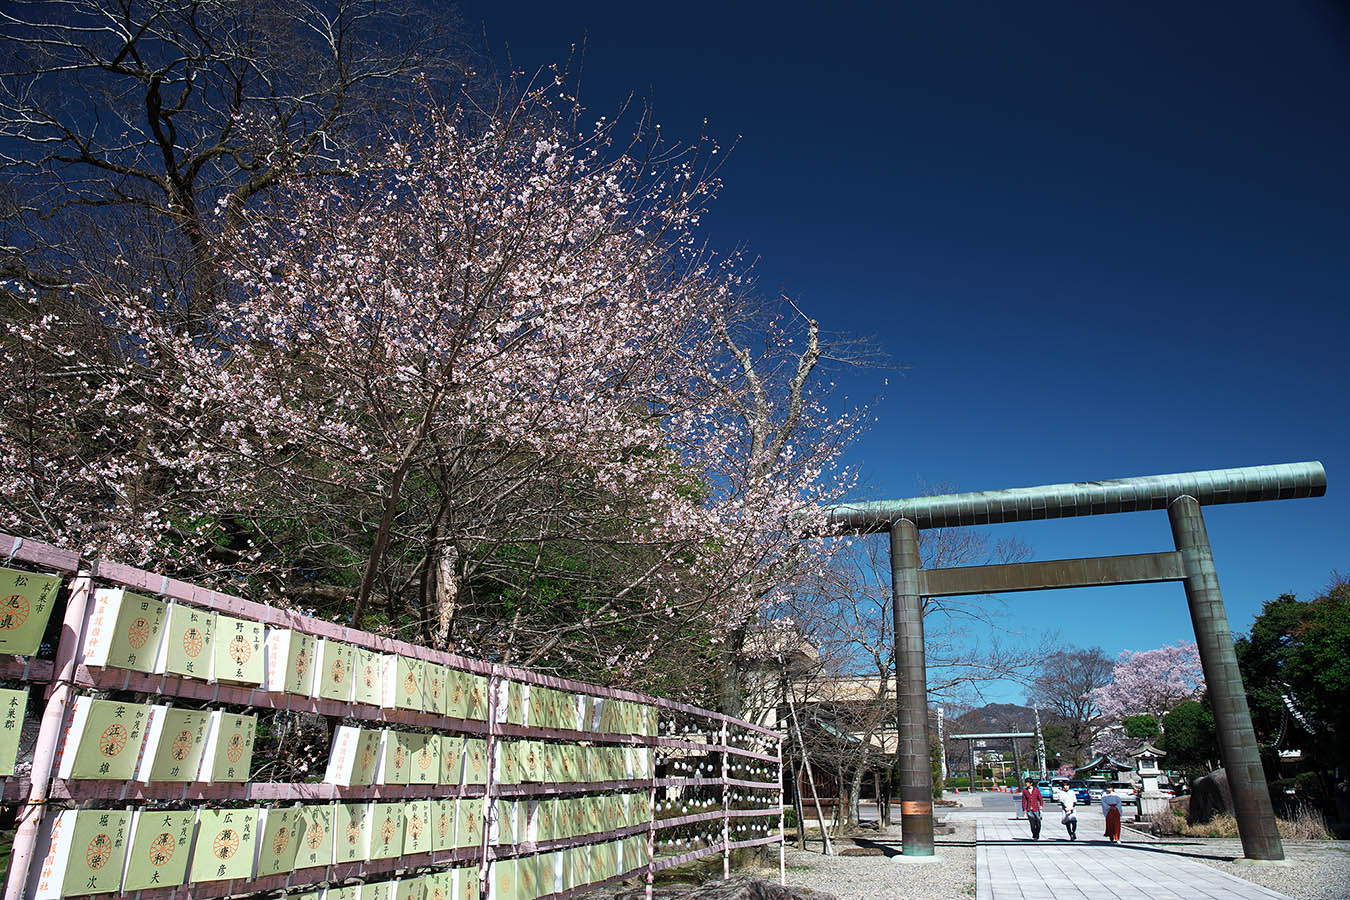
[1109,781,1138,805]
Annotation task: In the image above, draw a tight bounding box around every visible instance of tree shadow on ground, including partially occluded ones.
[851,835,1239,863]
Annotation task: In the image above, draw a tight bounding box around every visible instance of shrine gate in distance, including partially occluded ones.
[826,460,1327,862]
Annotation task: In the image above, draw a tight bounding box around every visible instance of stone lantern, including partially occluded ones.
[1131,742,1168,819]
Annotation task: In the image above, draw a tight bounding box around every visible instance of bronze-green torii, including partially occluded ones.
[825,460,1327,861]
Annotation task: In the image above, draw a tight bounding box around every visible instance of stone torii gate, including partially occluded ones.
[826,461,1326,861]
[949,732,1036,789]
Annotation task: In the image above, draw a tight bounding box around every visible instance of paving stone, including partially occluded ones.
[973,813,1297,900]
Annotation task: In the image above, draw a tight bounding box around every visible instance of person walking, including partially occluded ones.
[1020,778,1044,840]
[1055,782,1078,840]
[1101,784,1124,842]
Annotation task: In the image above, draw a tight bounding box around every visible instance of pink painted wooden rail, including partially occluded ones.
[0,533,787,900]
[0,533,77,687]
[1,533,80,575]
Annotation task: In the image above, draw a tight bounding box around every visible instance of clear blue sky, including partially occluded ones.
[463,1,1349,701]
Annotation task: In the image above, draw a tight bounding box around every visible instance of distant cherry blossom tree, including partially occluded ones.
[1093,641,1206,726]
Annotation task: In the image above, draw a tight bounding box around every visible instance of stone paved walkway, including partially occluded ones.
[974,815,1295,900]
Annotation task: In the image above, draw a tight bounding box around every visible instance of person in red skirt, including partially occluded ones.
[1101,785,1124,842]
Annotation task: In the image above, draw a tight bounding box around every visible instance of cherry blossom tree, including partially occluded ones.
[1093,641,1205,725]
[1091,725,1136,761]
[1,72,864,685]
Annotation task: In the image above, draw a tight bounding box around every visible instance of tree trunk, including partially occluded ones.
[717,626,749,718]
[847,764,865,828]
[430,542,459,648]
[183,198,218,331]
[833,766,844,829]
[352,383,445,627]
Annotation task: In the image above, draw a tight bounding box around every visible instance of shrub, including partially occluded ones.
[1187,813,1239,838]
[1148,809,1184,836]
[1148,804,1330,840]
[1280,802,1331,840]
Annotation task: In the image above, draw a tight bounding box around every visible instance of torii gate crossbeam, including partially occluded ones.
[827,461,1327,861]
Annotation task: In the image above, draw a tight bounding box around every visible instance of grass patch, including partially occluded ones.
[1148,802,1331,840]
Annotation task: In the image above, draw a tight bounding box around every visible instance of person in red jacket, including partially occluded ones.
[1020,778,1044,840]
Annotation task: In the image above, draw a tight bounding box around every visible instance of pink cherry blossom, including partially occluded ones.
[0,79,864,674]
[1092,641,1205,723]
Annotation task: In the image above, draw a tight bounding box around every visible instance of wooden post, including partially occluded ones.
[778,735,786,886]
[479,670,500,900]
[784,680,832,855]
[4,573,91,900]
[793,763,807,849]
[720,718,730,880]
[645,713,659,900]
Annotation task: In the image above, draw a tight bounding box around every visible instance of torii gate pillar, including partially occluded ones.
[1170,495,1282,860]
[890,519,934,856]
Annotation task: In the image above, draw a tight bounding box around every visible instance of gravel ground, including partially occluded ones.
[1120,825,1350,900]
[778,820,1349,900]
[776,820,977,900]
[582,801,1348,900]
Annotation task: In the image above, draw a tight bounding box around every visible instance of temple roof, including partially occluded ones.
[1074,755,1135,774]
